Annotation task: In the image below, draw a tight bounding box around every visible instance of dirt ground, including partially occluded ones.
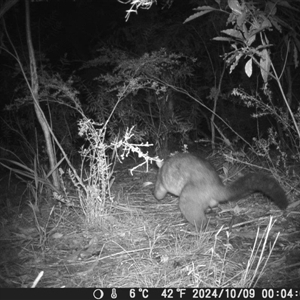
[0,158,299,288]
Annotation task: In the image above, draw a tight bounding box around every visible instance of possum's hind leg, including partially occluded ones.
[179,184,208,230]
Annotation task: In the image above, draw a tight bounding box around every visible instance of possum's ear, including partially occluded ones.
[156,159,164,168]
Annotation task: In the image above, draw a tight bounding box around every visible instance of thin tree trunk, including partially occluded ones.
[210,62,226,150]
[25,0,60,190]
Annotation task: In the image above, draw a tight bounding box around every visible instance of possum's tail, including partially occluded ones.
[220,173,288,209]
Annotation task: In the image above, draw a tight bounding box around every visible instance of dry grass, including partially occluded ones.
[0,157,299,288]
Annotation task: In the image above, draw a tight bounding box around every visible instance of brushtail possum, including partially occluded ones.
[154,153,288,229]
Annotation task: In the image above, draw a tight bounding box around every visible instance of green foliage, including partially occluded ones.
[233,88,300,159]
[65,117,156,227]
[185,0,300,82]
[81,47,197,154]
[2,68,83,160]
[184,0,300,161]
